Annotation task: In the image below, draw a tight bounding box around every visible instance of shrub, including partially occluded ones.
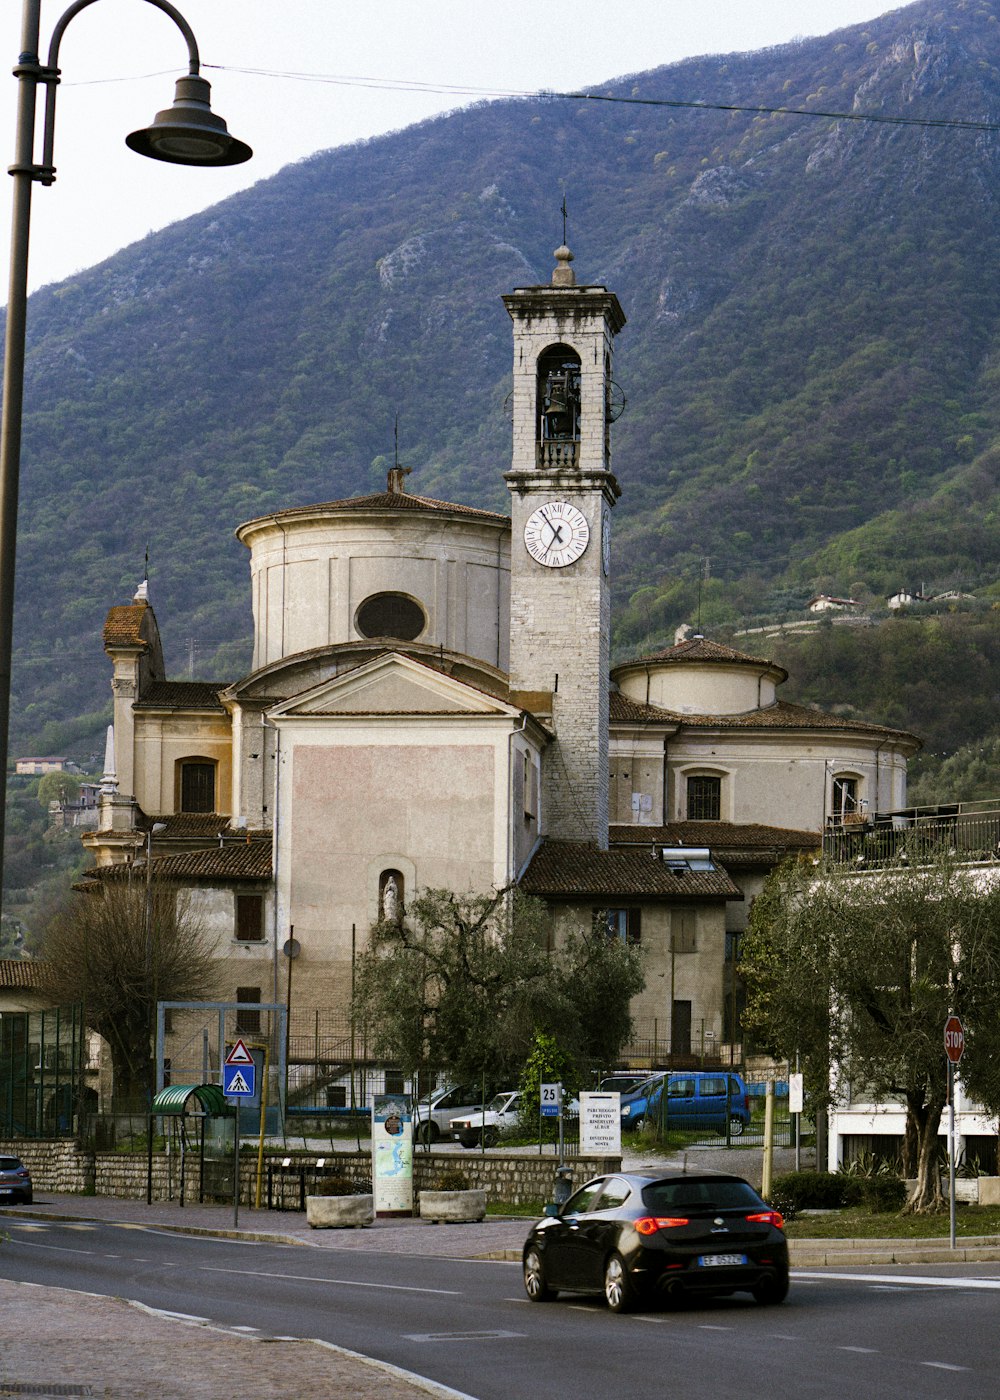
[433,1169,472,1192]
[312,1173,363,1196]
[769,1170,851,1218]
[852,1175,906,1213]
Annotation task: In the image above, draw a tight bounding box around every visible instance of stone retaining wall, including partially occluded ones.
[1,1137,619,1209]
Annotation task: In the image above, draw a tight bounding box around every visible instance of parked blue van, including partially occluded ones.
[620,1071,751,1136]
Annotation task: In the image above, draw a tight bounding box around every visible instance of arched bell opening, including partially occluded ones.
[535,344,581,468]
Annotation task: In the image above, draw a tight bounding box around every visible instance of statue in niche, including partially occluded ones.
[381,873,401,924]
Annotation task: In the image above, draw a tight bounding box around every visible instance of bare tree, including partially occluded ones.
[41,880,220,1106]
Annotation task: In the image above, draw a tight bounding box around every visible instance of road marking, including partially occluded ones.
[200,1264,460,1296]
[145,1307,212,1323]
[795,1271,1000,1290]
[839,1346,878,1353]
[404,1330,525,1343]
[922,1362,969,1372]
[699,1325,734,1331]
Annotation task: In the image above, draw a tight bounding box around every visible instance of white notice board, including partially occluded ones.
[580,1091,621,1155]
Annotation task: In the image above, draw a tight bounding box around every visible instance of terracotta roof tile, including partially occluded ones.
[609,692,678,723]
[609,822,820,868]
[519,840,742,900]
[240,491,509,532]
[103,604,148,650]
[630,637,779,669]
[93,843,272,883]
[136,682,227,711]
[0,959,44,989]
[609,692,919,744]
[139,814,267,840]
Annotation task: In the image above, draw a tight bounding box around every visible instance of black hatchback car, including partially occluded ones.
[523,1172,788,1312]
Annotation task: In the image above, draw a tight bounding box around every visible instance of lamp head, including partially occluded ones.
[126,74,252,167]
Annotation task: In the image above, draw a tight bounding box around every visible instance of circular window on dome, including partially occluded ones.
[356,592,426,641]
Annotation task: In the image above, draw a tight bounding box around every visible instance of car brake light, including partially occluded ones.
[746,1210,784,1229]
[634,1215,689,1234]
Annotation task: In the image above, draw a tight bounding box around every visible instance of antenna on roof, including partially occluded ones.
[387,415,412,495]
[561,192,568,246]
[696,557,709,635]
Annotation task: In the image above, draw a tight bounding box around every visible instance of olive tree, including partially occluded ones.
[742,850,1000,1212]
[352,885,644,1090]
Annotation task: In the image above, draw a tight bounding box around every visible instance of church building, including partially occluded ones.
[83,250,919,1077]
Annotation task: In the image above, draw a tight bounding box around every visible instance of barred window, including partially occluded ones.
[686,775,721,821]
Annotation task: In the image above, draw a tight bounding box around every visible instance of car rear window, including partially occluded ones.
[0,1157,23,1171]
[642,1179,762,1211]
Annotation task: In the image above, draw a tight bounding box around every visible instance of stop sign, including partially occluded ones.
[944,1015,965,1064]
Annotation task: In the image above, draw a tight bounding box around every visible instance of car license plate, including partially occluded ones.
[698,1253,747,1267]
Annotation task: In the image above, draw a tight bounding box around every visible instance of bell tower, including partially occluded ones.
[504,246,625,848]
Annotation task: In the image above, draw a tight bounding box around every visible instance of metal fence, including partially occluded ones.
[0,1003,86,1138]
[824,798,1000,868]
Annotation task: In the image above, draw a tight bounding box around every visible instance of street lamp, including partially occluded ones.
[0,0,251,898]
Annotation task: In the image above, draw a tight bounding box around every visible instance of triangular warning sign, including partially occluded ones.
[226,1038,254,1065]
[227,1070,252,1095]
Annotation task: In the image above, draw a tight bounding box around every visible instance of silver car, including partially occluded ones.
[0,1155,32,1204]
[413,1084,486,1144]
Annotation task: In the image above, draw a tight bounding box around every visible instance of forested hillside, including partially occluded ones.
[5,0,1000,791]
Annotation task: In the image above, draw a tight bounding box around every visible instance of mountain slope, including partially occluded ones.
[8,0,1000,751]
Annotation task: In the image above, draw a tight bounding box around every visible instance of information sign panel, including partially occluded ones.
[580,1091,621,1154]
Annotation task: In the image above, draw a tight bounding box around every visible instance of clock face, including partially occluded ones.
[523,501,590,568]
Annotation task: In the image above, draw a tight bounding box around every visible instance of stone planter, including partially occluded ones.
[305,1193,374,1229]
[955,1178,980,1204]
[419,1189,487,1224]
[976,1177,1000,1206]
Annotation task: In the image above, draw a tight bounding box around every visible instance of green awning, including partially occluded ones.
[151,1084,231,1117]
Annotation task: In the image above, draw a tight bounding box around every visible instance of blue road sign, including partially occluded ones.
[223,1062,256,1098]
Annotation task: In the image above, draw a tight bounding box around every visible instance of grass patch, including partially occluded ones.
[786,1204,1000,1239]
[486,1199,546,1217]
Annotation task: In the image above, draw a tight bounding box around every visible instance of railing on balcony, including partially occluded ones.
[823,798,1000,868]
[536,439,579,469]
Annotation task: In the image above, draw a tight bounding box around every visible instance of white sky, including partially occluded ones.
[3,1,903,295]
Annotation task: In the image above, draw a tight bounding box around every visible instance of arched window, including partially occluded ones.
[356,592,426,641]
[178,758,216,813]
[831,775,861,822]
[536,344,581,467]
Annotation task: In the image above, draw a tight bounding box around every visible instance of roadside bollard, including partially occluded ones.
[553,1165,574,1208]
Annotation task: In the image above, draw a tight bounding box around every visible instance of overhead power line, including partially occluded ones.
[67,61,1000,135]
[205,64,1000,134]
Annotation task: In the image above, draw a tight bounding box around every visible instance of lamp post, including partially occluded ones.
[142,818,166,1100]
[0,0,251,899]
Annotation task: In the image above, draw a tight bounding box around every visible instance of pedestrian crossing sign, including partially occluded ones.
[223,1062,256,1098]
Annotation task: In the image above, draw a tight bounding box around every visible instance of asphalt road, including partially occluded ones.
[2,1218,999,1399]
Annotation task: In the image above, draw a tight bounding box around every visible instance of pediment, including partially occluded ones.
[268,652,517,720]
